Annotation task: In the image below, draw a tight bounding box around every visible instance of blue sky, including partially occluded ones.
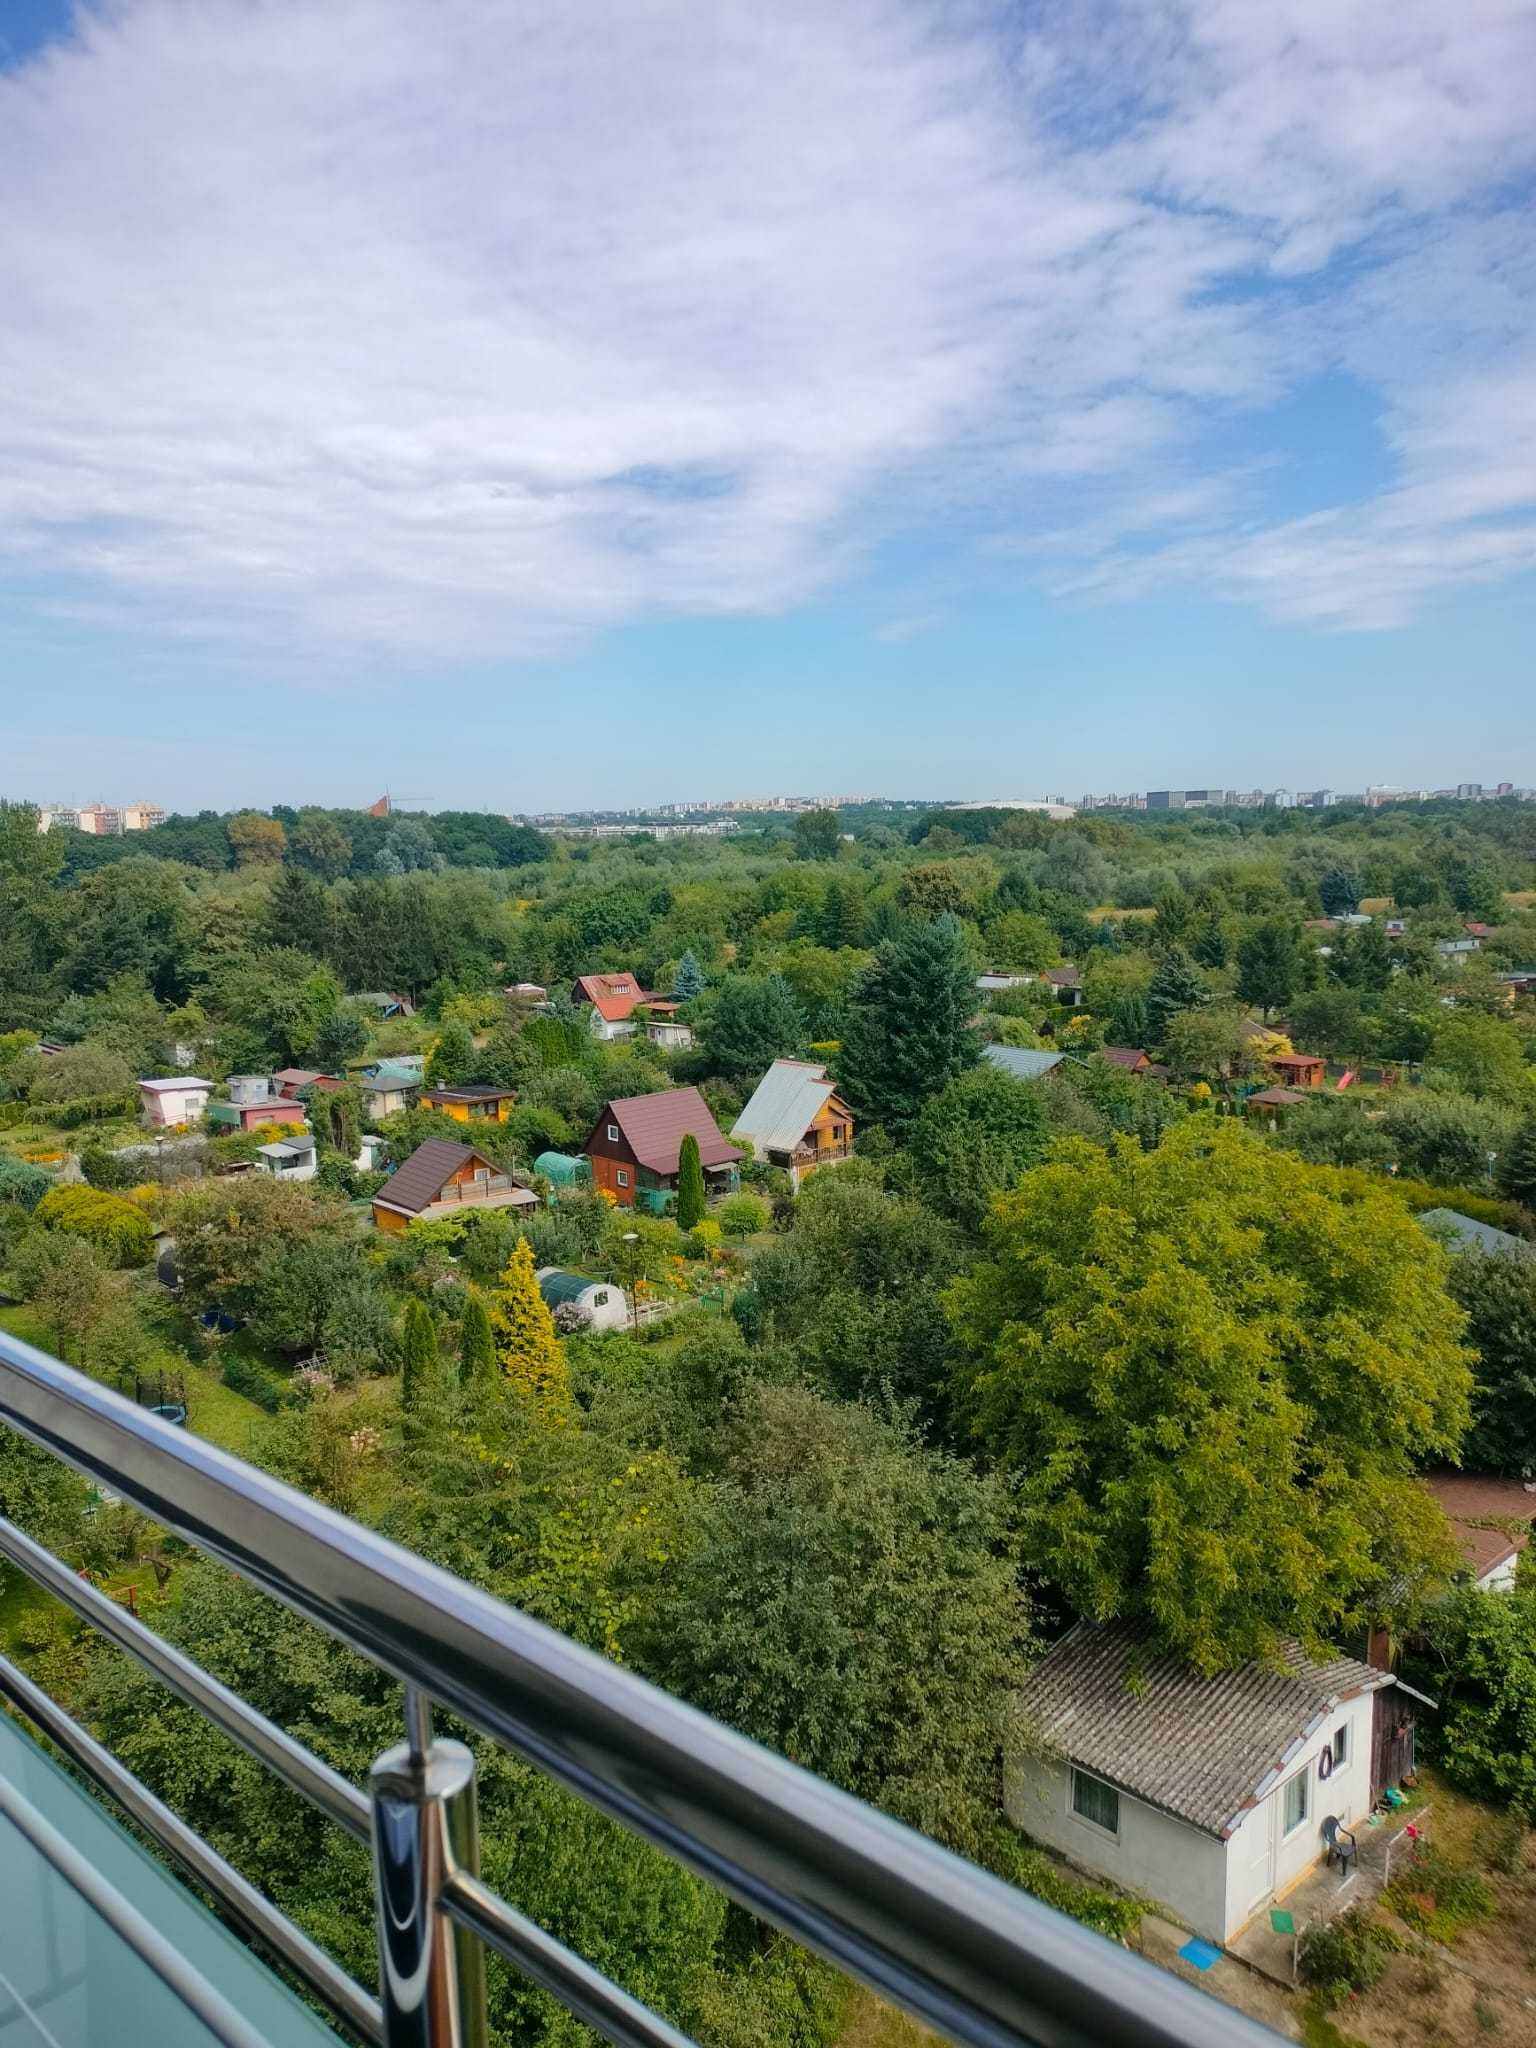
[3,0,1535,813]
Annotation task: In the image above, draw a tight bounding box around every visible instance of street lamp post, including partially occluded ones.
[621,1231,639,1333]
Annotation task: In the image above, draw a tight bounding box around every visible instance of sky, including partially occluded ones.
[2,0,1535,813]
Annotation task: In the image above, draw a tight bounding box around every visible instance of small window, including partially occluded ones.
[1071,1769,1120,1836]
[606,1123,619,1142]
[616,1169,629,1188]
[1282,1769,1309,1836]
[1332,1724,1349,1769]
[593,1290,609,1307]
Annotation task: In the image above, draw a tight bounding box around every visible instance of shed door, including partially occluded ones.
[1242,1797,1276,1916]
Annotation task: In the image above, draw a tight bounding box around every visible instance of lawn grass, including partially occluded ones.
[0,1302,268,1455]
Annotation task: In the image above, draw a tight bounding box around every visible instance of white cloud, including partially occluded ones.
[0,0,1533,661]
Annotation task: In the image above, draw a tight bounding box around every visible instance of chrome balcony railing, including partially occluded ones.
[0,1327,1283,2048]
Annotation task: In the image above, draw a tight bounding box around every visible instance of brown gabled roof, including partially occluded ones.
[1043,965,1081,987]
[1247,1085,1307,1108]
[375,1138,496,1215]
[1423,1474,1536,1581]
[1100,1046,1150,1072]
[589,1088,741,1176]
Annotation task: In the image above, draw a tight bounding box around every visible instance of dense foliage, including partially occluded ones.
[4,788,1536,2042]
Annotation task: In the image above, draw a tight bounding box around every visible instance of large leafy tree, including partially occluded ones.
[907,1065,1050,1230]
[836,913,978,1128]
[947,1119,1471,1672]
[642,1384,1031,1854]
[1449,1249,1536,1475]
[792,809,841,861]
[699,973,805,1079]
[1419,1587,1536,1816]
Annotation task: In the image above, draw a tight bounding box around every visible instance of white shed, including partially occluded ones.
[1007,1619,1430,1943]
[138,1077,213,1128]
[255,1135,318,1183]
[535,1268,630,1332]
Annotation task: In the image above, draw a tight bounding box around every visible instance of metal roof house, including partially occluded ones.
[730,1060,854,1186]
[1008,1620,1430,1943]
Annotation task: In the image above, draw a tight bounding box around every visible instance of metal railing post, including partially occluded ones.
[370,1693,488,2048]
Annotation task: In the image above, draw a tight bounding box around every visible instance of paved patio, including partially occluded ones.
[1231,1801,1432,1984]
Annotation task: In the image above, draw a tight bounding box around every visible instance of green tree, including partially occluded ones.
[227,812,288,866]
[399,1298,445,1423]
[1380,1092,1517,1185]
[1192,915,1230,969]
[262,864,331,953]
[1499,1115,1536,1211]
[836,914,978,1128]
[700,974,805,1080]
[817,876,866,950]
[165,1177,353,1321]
[1287,988,1368,1059]
[792,809,841,860]
[289,811,354,880]
[907,1065,1050,1230]
[987,911,1057,973]
[1162,1005,1251,1083]
[1421,1587,1536,1815]
[1449,1250,1536,1475]
[8,1230,112,1361]
[1144,946,1207,1043]
[0,1154,52,1210]
[1318,868,1363,917]
[1236,918,1309,1019]
[490,1238,569,1412]
[675,1132,707,1233]
[947,1119,1471,1672]
[426,1016,477,1087]
[458,1290,497,1395]
[671,950,706,1002]
[643,1384,1031,1852]
[1425,1013,1529,1104]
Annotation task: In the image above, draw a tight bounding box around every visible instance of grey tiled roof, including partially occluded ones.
[1018,1619,1394,1838]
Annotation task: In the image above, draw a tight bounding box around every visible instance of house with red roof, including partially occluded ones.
[571,972,693,1047]
[584,1088,741,1212]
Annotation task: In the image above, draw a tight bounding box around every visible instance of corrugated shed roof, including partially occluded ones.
[375,1138,492,1215]
[1418,1209,1531,1258]
[360,1061,424,1093]
[982,1046,1065,1081]
[1018,1619,1394,1838]
[731,1060,839,1155]
[593,1088,741,1175]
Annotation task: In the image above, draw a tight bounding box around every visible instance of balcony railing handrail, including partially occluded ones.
[0,1327,1283,2048]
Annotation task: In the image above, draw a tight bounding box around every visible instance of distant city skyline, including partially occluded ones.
[3,1,1534,808]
